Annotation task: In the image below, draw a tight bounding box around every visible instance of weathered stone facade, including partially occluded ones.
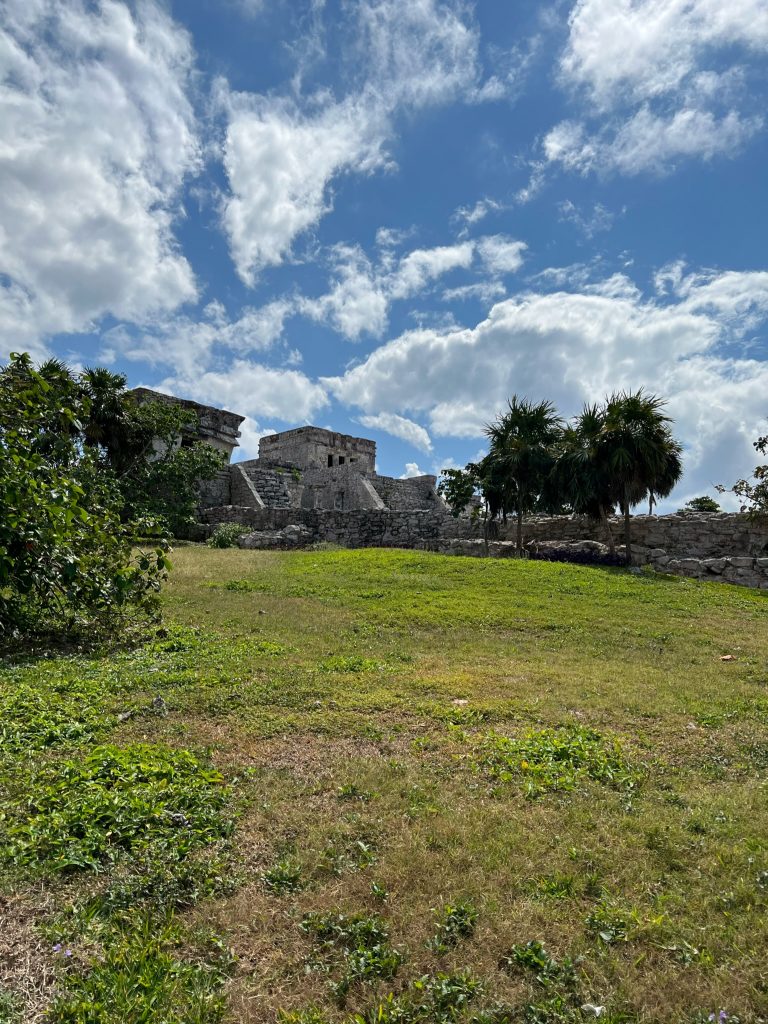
[194,422,441,516]
[131,388,244,461]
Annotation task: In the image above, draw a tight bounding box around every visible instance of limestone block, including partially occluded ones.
[729,556,755,568]
[701,558,726,573]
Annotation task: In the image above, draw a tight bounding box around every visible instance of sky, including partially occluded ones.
[2,0,768,508]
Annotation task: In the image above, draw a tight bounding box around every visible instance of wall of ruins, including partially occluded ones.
[258,428,376,473]
[193,505,768,589]
[452,512,768,558]
[370,474,441,512]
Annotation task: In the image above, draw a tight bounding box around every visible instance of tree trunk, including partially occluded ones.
[623,485,632,566]
[599,504,615,555]
[516,498,523,556]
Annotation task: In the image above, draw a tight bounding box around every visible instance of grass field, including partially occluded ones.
[2,546,768,1023]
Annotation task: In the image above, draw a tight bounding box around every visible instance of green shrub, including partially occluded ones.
[0,354,171,640]
[207,524,250,549]
[47,916,231,1024]
[428,902,479,953]
[2,744,231,873]
[473,725,638,798]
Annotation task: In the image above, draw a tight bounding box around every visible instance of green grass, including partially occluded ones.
[1,547,767,1022]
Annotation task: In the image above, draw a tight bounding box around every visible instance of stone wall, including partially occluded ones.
[452,511,768,558]
[196,469,231,509]
[370,474,442,511]
[194,504,768,590]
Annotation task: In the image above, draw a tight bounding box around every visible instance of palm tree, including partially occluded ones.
[484,397,563,554]
[601,390,683,565]
[78,367,130,467]
[554,404,618,554]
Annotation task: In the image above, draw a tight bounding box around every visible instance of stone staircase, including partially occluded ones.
[241,466,292,507]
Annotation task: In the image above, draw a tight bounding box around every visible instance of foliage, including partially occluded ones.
[501,940,577,990]
[438,466,484,519]
[719,423,768,520]
[0,679,110,753]
[2,744,231,873]
[0,353,170,639]
[599,391,683,563]
[484,397,563,553]
[428,902,479,953]
[280,971,483,1024]
[301,912,405,1001]
[207,523,250,548]
[444,392,683,565]
[47,916,231,1024]
[103,390,224,536]
[680,496,722,513]
[263,859,303,894]
[473,726,638,799]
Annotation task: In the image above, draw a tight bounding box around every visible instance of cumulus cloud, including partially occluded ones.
[102,299,294,376]
[160,360,329,424]
[560,0,768,109]
[323,268,768,500]
[540,0,768,179]
[0,0,201,356]
[300,235,525,340]
[221,92,388,285]
[476,236,527,275]
[401,462,425,479]
[220,0,515,282]
[297,244,389,339]
[358,412,432,452]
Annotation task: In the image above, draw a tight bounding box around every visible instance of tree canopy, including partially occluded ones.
[0,353,223,640]
[441,391,684,564]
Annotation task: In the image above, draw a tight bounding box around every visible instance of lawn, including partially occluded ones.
[2,546,768,1024]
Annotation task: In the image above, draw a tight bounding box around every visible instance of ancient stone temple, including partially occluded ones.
[205,424,440,513]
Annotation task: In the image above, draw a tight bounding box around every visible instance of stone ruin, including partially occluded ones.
[139,389,768,591]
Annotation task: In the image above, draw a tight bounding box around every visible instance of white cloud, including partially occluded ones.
[300,235,525,340]
[103,299,294,376]
[161,360,329,424]
[358,412,432,452]
[401,462,425,479]
[323,267,768,500]
[297,244,388,339]
[390,243,475,299]
[452,197,504,232]
[234,417,275,462]
[540,0,768,179]
[0,0,200,356]
[558,199,615,237]
[442,282,507,303]
[220,0,513,281]
[476,236,527,275]
[561,0,768,109]
[221,92,387,285]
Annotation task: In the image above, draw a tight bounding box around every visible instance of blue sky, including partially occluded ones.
[2,0,768,507]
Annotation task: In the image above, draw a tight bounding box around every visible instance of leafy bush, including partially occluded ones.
[301,912,405,1002]
[207,523,250,549]
[0,354,170,639]
[473,726,638,798]
[47,916,231,1024]
[428,902,479,953]
[2,744,231,872]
